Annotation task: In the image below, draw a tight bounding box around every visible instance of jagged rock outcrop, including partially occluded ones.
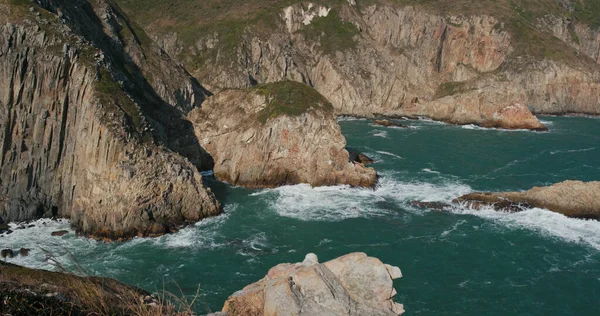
[455,180,600,220]
[188,81,377,188]
[119,1,600,130]
[0,0,221,240]
[218,253,404,316]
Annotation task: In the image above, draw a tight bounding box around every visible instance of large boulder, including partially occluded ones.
[221,252,404,316]
[189,82,377,188]
[454,180,600,219]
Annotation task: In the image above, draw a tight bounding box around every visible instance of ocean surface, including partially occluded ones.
[2,116,600,315]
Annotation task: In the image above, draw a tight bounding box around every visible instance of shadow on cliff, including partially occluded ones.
[35,0,215,171]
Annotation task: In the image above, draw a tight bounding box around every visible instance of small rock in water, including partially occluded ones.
[51,230,69,237]
[409,200,451,211]
[1,249,14,258]
[19,248,31,257]
[372,119,408,128]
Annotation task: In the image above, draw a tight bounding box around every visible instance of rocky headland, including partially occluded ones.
[188,81,377,188]
[0,0,222,240]
[454,180,600,220]
[215,252,404,316]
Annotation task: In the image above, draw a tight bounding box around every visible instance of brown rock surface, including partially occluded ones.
[0,0,221,240]
[455,181,600,219]
[221,253,404,316]
[188,82,377,188]
[119,2,600,130]
[372,119,408,128]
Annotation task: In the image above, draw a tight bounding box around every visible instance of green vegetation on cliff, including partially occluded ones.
[300,10,360,54]
[114,0,600,69]
[254,81,333,123]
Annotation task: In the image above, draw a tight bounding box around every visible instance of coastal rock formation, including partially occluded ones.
[455,181,600,220]
[0,0,221,239]
[220,252,404,316]
[372,119,408,128]
[188,81,377,188]
[117,1,600,130]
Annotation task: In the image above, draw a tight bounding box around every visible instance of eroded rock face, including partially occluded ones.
[137,2,600,130]
[188,82,377,188]
[0,0,221,240]
[455,181,600,220]
[221,253,404,316]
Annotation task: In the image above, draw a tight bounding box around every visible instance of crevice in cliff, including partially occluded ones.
[435,24,448,73]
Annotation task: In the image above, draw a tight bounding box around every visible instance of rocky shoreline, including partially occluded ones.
[1,253,403,316]
[454,181,600,220]
[410,180,600,220]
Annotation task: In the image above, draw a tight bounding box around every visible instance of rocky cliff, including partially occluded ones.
[188,81,377,188]
[455,180,600,220]
[217,252,404,316]
[116,0,600,130]
[0,0,221,240]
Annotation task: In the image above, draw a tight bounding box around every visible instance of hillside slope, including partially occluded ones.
[116,0,600,129]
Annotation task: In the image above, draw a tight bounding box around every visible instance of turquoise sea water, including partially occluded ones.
[2,116,600,315]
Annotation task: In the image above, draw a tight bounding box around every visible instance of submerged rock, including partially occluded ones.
[189,82,377,188]
[372,119,408,128]
[348,149,375,165]
[409,200,452,211]
[455,181,600,219]
[1,249,14,258]
[221,252,404,316]
[51,230,69,237]
[19,248,30,257]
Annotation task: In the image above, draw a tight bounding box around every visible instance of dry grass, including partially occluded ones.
[0,250,203,315]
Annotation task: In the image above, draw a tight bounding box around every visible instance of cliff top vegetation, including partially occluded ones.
[253,81,334,123]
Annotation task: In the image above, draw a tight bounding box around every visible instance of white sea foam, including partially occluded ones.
[376,151,403,159]
[451,205,600,250]
[550,147,595,155]
[461,124,531,132]
[373,131,388,138]
[0,219,96,271]
[258,175,472,221]
[441,220,467,237]
[422,168,441,174]
[336,116,367,122]
[417,117,447,124]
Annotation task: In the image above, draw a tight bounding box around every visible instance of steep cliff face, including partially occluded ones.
[188,82,377,188]
[117,0,600,129]
[0,0,221,240]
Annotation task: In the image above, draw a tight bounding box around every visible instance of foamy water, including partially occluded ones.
[2,115,599,315]
[451,205,600,250]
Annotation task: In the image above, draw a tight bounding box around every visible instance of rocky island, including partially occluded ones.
[455,180,600,220]
[189,81,377,188]
[216,253,404,316]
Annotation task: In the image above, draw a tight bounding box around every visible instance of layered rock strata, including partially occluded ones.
[188,82,377,188]
[0,0,221,239]
[455,180,600,220]
[219,252,404,316]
